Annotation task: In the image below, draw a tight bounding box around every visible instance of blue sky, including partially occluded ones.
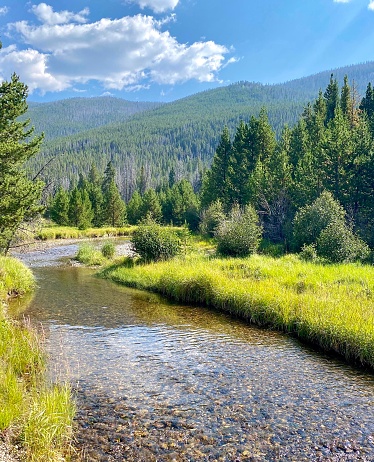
[0,0,373,102]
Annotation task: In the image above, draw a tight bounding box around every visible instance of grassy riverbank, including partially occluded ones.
[0,256,75,461]
[102,253,374,369]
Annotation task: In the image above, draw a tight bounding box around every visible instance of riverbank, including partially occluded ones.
[0,256,75,461]
[102,253,374,370]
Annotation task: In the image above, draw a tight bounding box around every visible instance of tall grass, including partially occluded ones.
[102,253,374,369]
[36,225,136,241]
[0,256,75,460]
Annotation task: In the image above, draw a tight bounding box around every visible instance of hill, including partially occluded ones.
[28,61,374,199]
[27,97,163,139]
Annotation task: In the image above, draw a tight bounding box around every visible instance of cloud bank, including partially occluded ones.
[0,3,230,94]
[131,0,180,13]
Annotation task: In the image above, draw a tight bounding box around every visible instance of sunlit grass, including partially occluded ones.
[36,225,136,241]
[102,253,374,368]
[0,256,75,460]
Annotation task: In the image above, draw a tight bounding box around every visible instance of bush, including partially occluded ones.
[131,221,181,262]
[199,200,226,238]
[292,191,346,250]
[299,243,317,262]
[317,221,370,263]
[101,241,115,259]
[76,243,105,265]
[215,204,262,257]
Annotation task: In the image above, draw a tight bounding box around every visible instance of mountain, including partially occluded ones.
[27,61,374,199]
[26,97,163,139]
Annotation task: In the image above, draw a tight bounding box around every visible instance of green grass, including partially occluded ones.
[36,225,136,241]
[102,253,374,369]
[0,256,75,461]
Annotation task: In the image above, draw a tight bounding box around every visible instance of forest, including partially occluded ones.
[46,74,374,263]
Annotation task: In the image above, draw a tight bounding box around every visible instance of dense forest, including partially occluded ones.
[47,73,374,262]
[29,61,374,199]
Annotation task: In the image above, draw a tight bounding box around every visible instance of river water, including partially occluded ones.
[11,243,374,461]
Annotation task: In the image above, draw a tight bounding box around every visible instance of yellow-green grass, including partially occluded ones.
[0,256,75,461]
[102,253,374,369]
[36,225,136,241]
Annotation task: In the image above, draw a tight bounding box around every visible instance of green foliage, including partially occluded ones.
[131,221,181,262]
[292,191,346,250]
[76,243,105,265]
[101,241,115,259]
[199,200,225,237]
[0,73,44,254]
[299,243,318,262]
[317,221,370,263]
[215,204,262,257]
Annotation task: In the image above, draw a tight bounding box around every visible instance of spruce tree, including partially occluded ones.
[0,72,44,254]
[324,74,340,124]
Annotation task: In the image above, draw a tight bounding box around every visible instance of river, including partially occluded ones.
[11,243,374,461]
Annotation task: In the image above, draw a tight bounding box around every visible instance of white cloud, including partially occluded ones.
[130,0,179,13]
[0,6,9,15]
[0,45,69,93]
[333,0,351,3]
[369,0,374,10]
[31,3,89,25]
[5,6,231,94]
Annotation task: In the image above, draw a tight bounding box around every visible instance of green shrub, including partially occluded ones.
[131,221,181,262]
[215,204,262,257]
[292,191,346,250]
[317,221,370,263]
[101,241,115,259]
[299,243,318,262]
[199,200,226,237]
[76,243,105,265]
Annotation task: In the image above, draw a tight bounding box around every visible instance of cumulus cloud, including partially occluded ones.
[131,0,180,13]
[0,6,9,15]
[31,3,89,25]
[5,5,231,94]
[369,0,374,10]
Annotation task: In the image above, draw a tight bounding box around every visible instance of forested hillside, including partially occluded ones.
[28,61,374,199]
[27,97,163,139]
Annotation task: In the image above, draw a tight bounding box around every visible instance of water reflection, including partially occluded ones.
[12,245,374,461]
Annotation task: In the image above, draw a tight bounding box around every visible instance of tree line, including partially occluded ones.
[201,75,374,251]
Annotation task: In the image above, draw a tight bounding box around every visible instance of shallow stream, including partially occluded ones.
[11,243,374,461]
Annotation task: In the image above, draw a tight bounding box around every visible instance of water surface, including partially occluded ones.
[12,244,374,461]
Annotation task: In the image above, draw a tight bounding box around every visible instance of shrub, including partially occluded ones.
[76,243,105,265]
[299,243,318,262]
[131,221,181,262]
[101,241,115,259]
[317,221,370,263]
[199,200,226,237]
[292,191,346,250]
[215,204,262,257]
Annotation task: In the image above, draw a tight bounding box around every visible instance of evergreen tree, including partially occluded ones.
[340,75,352,120]
[0,72,44,254]
[200,126,232,208]
[127,191,143,225]
[141,188,162,222]
[324,74,340,124]
[49,187,70,225]
[102,180,126,227]
[87,164,104,227]
[68,187,94,229]
[227,121,250,206]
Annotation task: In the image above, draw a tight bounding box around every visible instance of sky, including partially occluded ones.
[0,0,373,102]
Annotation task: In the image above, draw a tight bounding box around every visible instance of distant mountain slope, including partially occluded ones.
[27,97,163,139]
[28,61,374,197]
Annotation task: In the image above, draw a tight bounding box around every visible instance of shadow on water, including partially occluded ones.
[10,244,374,461]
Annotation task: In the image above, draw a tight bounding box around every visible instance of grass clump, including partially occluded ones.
[36,225,135,241]
[0,256,75,461]
[76,243,106,265]
[102,253,374,369]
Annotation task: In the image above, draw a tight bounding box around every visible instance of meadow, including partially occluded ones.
[102,253,374,369]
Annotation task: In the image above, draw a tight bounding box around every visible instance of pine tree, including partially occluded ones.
[127,191,143,225]
[102,180,126,227]
[0,72,44,254]
[49,187,70,225]
[200,126,232,208]
[140,188,162,222]
[324,74,340,124]
[227,121,249,206]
